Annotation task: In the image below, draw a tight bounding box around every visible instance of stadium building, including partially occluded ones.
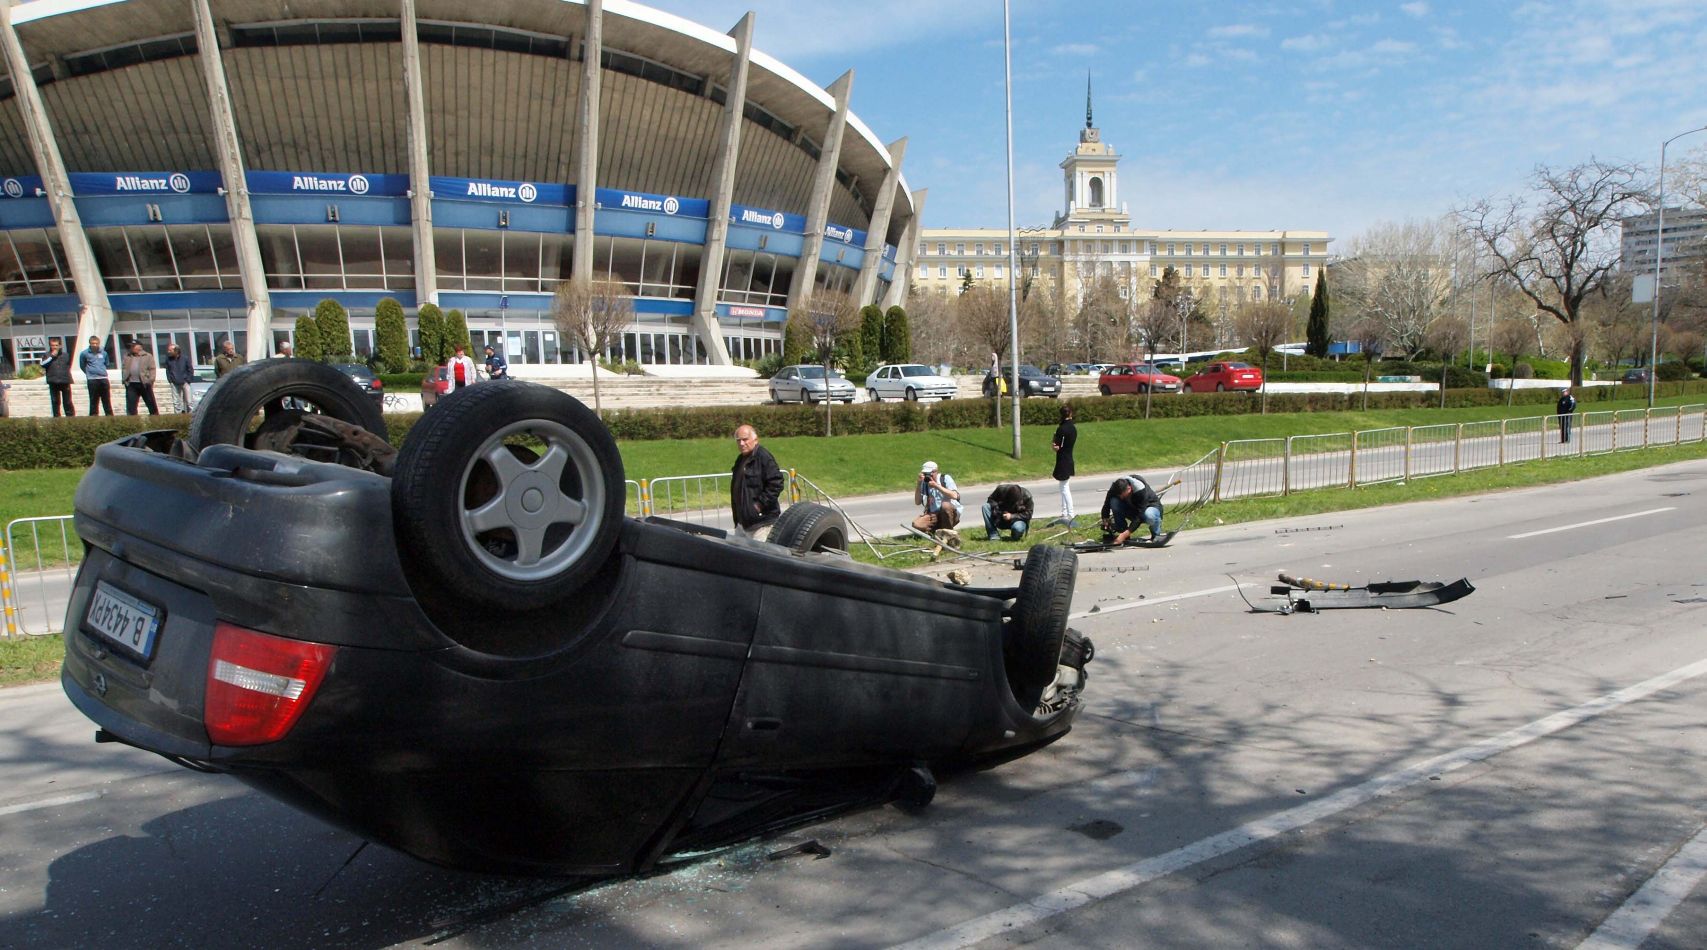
[0,0,918,375]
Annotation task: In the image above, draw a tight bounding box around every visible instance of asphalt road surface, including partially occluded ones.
[3,459,1706,948]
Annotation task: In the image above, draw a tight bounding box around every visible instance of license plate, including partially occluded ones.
[85,581,163,661]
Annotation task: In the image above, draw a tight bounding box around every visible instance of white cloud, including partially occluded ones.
[1051,42,1101,56]
[1184,51,1212,67]
[1209,24,1270,38]
[1282,34,1333,52]
[1401,1,1431,17]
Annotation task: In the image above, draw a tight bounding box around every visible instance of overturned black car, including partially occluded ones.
[60,360,1091,876]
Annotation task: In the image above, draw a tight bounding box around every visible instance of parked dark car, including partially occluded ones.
[1621,367,1652,384]
[982,363,1061,398]
[60,363,1090,876]
[331,362,385,405]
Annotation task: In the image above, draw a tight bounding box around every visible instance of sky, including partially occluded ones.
[637,0,1707,252]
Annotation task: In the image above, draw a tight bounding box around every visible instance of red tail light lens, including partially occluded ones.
[205,622,336,746]
[371,379,384,389]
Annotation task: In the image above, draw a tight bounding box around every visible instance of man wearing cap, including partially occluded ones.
[484,344,509,380]
[1556,386,1577,443]
[912,461,962,533]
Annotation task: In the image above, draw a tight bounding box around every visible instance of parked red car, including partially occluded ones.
[1183,361,1264,393]
[1097,363,1183,395]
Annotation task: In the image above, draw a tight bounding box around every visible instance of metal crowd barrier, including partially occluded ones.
[2,515,79,638]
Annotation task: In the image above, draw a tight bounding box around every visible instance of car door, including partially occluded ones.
[773,368,797,401]
[874,366,898,400]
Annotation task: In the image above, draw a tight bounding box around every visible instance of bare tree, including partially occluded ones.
[957,283,1025,364]
[1423,314,1470,407]
[1347,317,1386,410]
[1586,273,1652,370]
[1131,297,1178,419]
[1071,276,1126,362]
[1335,217,1459,358]
[1459,160,1647,385]
[552,272,634,417]
[1235,301,1291,413]
[794,289,860,437]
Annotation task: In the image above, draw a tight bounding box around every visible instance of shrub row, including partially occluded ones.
[5,380,1706,470]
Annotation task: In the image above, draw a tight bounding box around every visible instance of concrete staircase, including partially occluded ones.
[2,377,186,418]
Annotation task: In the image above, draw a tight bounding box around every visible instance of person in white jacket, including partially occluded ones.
[447,344,478,393]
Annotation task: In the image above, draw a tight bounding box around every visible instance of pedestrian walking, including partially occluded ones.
[78,336,114,416]
[121,340,159,415]
[41,338,75,417]
[1051,404,1077,524]
[730,424,784,540]
[484,344,509,380]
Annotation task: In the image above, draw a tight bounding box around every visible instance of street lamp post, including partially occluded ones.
[1650,124,1707,409]
[1001,0,1021,459]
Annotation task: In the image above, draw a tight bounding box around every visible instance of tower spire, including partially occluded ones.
[1085,71,1093,129]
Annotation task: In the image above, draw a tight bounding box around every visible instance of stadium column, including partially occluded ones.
[882,188,927,311]
[784,71,853,315]
[0,6,114,376]
[687,13,755,368]
[192,0,274,361]
[570,0,603,285]
[401,0,437,306]
[850,137,907,308]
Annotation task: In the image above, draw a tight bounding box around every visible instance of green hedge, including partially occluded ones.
[6,380,1707,470]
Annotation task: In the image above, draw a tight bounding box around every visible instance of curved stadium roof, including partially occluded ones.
[0,0,913,246]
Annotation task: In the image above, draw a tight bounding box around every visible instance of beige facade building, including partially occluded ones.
[913,114,1330,314]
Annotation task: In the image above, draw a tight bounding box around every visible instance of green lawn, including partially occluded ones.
[0,634,63,687]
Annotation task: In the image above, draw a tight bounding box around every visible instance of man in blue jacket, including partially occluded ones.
[163,342,195,413]
[77,336,113,416]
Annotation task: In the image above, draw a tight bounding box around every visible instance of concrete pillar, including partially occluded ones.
[784,70,853,313]
[0,4,114,375]
[192,0,274,360]
[686,13,754,368]
[400,0,437,306]
[850,136,906,308]
[882,188,927,311]
[570,0,603,283]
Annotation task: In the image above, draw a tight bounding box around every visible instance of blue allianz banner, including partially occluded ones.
[69,171,223,196]
[822,222,867,247]
[729,203,806,234]
[0,175,45,199]
[245,171,410,197]
[594,187,709,218]
[431,175,570,206]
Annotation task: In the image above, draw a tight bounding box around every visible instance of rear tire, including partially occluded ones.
[391,381,625,612]
[188,358,386,454]
[767,502,848,554]
[1216,383,1226,392]
[1005,545,1077,708]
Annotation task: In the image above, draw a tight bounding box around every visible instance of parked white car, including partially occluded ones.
[768,364,857,404]
[866,363,958,402]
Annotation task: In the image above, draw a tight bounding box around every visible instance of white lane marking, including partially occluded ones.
[1069,584,1239,620]
[890,655,1707,950]
[1506,507,1676,540]
[1578,822,1707,950]
[0,790,100,817]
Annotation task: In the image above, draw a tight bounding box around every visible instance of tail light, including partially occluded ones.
[205,622,336,746]
[371,378,384,390]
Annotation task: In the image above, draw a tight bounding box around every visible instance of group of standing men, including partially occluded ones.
[42,336,242,418]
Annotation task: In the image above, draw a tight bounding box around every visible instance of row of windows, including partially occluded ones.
[918,261,1314,282]
[90,225,244,293]
[922,240,1318,258]
[257,224,417,291]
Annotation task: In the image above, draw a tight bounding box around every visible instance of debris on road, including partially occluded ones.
[767,840,833,862]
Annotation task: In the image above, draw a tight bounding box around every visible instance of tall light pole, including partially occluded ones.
[1002,0,1021,459]
[1650,124,1707,409]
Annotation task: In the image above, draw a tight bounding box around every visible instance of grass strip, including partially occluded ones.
[0,634,64,688]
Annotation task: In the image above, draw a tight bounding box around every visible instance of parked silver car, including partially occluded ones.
[769,364,856,404]
[867,363,958,402]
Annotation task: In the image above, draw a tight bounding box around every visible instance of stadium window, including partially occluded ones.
[63,33,197,78]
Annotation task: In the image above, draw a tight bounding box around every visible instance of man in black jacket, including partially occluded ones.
[981,483,1034,541]
[40,338,75,417]
[163,342,194,413]
[1556,387,1577,443]
[1100,474,1163,544]
[731,424,784,540]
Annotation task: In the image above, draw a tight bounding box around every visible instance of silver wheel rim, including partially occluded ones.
[457,417,607,582]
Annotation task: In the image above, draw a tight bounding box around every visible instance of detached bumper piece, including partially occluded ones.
[1271,573,1475,612]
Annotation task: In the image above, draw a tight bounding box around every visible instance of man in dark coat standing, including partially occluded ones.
[1051,404,1077,524]
[731,424,784,540]
[41,338,75,417]
[1556,387,1577,443]
[163,342,194,413]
